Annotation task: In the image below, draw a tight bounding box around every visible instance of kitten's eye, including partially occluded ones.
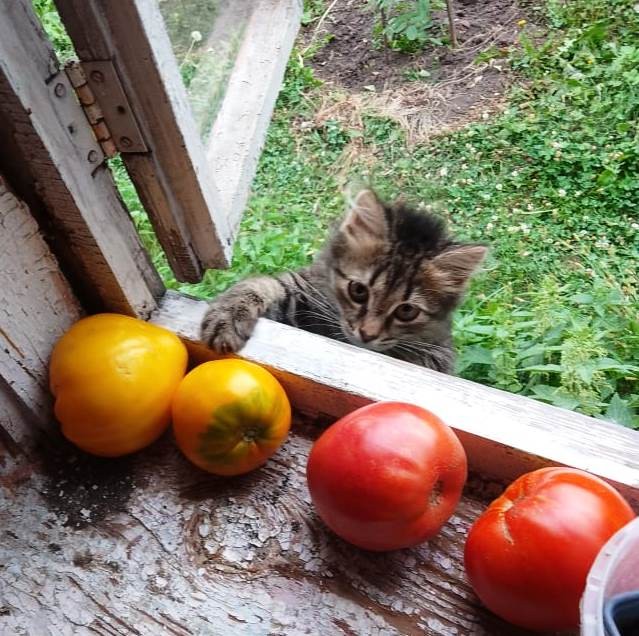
[348,281,369,304]
[394,303,420,322]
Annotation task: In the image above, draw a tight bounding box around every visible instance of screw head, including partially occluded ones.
[120,136,133,149]
[54,83,66,98]
[87,150,100,163]
[90,70,105,83]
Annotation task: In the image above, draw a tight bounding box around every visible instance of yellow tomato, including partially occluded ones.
[50,313,188,457]
[172,360,291,476]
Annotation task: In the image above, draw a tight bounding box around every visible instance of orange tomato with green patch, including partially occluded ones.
[171,359,291,476]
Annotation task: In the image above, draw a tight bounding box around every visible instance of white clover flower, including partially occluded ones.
[557,188,567,197]
[511,170,519,177]
[191,30,203,42]
[439,166,448,177]
[495,183,503,191]
[486,222,494,230]
[631,222,639,230]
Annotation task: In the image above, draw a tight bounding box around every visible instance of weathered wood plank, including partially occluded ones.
[0,378,39,455]
[55,0,234,282]
[0,0,163,317]
[0,176,82,440]
[0,423,536,635]
[153,292,639,507]
[206,0,303,235]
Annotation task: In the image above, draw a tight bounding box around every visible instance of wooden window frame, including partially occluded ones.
[54,0,303,283]
[0,0,163,318]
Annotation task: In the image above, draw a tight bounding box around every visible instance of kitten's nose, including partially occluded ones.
[359,328,378,343]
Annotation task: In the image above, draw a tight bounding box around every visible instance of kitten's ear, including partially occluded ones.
[340,189,387,240]
[430,244,488,294]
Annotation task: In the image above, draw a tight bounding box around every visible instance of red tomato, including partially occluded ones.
[464,467,635,632]
[306,402,467,551]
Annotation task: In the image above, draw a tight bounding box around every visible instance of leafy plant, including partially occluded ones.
[455,276,639,426]
[371,0,440,53]
[32,0,75,61]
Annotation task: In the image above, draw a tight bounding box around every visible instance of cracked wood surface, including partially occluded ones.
[0,177,82,443]
[1,421,540,636]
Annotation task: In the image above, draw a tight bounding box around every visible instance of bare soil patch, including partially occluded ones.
[302,0,539,141]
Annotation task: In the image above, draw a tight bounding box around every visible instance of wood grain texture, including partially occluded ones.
[0,177,82,441]
[206,0,303,235]
[0,422,539,636]
[153,292,639,507]
[0,0,163,317]
[55,0,233,282]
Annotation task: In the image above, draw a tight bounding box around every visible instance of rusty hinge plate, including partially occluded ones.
[49,71,105,169]
[66,60,148,155]
[65,62,117,158]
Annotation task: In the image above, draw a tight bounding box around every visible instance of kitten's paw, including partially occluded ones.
[201,303,258,354]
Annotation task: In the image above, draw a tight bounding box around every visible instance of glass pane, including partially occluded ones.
[158,0,252,141]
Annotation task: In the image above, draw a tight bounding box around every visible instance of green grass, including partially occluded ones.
[34,0,638,427]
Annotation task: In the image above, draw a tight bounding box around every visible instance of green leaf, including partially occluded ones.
[583,22,608,44]
[605,394,638,428]
[516,343,548,361]
[464,325,496,335]
[572,293,594,304]
[531,385,580,410]
[593,358,639,373]
[531,384,559,400]
[616,122,632,134]
[597,169,616,186]
[461,346,494,365]
[522,364,563,373]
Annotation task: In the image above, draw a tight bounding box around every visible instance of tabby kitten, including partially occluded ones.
[201,190,487,373]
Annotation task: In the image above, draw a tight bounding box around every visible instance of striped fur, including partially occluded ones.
[201,190,487,373]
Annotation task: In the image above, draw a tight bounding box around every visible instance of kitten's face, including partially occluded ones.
[326,190,487,352]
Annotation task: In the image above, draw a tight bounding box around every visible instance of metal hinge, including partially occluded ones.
[65,60,148,157]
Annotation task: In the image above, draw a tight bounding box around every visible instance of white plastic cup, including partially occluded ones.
[581,517,639,635]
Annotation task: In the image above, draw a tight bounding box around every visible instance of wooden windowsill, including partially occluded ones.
[152,291,639,506]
